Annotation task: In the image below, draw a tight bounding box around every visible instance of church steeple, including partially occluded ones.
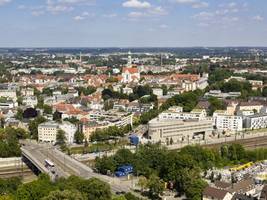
[127,51,132,67]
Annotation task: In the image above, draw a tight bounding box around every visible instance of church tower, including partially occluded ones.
[127,51,132,67]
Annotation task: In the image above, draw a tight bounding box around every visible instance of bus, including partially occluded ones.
[45,159,55,168]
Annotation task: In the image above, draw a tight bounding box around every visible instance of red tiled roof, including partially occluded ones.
[122,67,139,74]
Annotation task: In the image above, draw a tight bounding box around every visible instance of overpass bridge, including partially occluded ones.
[21,141,130,193]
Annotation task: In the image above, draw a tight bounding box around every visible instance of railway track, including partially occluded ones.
[204,136,267,149]
[0,167,33,178]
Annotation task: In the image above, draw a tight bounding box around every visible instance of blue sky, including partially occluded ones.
[0,0,266,47]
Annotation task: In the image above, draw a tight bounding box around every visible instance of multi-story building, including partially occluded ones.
[237,102,263,113]
[21,87,34,97]
[38,121,76,144]
[58,121,77,144]
[148,118,213,144]
[204,90,241,99]
[82,122,109,140]
[0,85,17,101]
[213,111,243,132]
[159,107,207,121]
[152,88,163,97]
[243,114,267,130]
[23,96,38,107]
[88,110,133,127]
[38,121,59,143]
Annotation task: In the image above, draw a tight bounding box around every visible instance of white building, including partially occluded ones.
[0,88,17,101]
[213,111,243,132]
[204,90,241,99]
[23,96,38,107]
[148,118,213,144]
[38,121,59,143]
[21,87,34,97]
[59,121,77,144]
[38,121,76,144]
[243,114,267,130]
[159,107,207,121]
[0,101,17,109]
[152,88,163,97]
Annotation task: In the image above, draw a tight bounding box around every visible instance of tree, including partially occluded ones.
[137,176,148,192]
[28,116,46,139]
[41,190,85,200]
[43,104,52,115]
[74,130,84,144]
[262,86,267,97]
[185,179,207,200]
[147,174,164,198]
[15,108,23,120]
[53,111,62,122]
[17,96,23,106]
[56,130,66,146]
[76,178,111,200]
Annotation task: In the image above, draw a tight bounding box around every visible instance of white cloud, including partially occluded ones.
[149,6,167,15]
[32,10,45,16]
[0,0,11,6]
[174,0,209,8]
[73,11,94,20]
[73,15,85,20]
[103,13,117,18]
[253,15,264,22]
[128,11,145,18]
[159,24,169,29]
[122,0,151,9]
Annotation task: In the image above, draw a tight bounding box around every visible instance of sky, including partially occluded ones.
[0,0,266,47]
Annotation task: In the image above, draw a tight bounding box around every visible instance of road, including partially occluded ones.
[21,141,131,193]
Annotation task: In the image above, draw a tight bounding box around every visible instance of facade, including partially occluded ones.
[121,67,140,83]
[82,122,108,140]
[159,107,207,121]
[38,121,76,144]
[23,96,38,107]
[21,88,34,96]
[237,102,263,113]
[243,114,267,129]
[38,121,59,143]
[152,88,163,97]
[204,90,241,99]
[148,118,213,144]
[0,88,17,100]
[59,121,77,144]
[213,112,243,132]
[88,111,133,127]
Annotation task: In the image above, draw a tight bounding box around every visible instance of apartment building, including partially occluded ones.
[0,86,17,100]
[38,121,76,144]
[38,121,59,143]
[148,118,213,144]
[23,96,38,107]
[213,111,243,132]
[237,102,263,113]
[243,114,267,130]
[159,107,207,121]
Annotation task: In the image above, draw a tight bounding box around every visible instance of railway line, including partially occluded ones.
[0,167,33,178]
[204,135,267,149]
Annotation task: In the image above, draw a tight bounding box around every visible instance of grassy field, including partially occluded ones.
[69,139,129,155]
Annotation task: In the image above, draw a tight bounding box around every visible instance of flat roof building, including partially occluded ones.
[148,118,213,144]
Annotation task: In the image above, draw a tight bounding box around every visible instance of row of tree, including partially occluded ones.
[0,127,27,157]
[0,174,140,200]
[90,125,132,142]
[95,143,267,199]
